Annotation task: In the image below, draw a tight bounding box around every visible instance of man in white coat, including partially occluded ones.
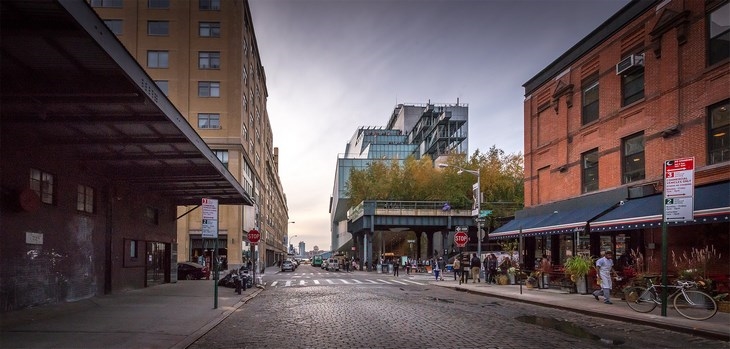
[593,251,615,304]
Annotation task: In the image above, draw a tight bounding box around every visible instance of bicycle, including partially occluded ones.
[623,275,717,320]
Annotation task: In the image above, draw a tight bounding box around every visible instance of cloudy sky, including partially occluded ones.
[249,0,630,252]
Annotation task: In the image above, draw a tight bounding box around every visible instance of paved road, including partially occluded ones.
[190,266,729,349]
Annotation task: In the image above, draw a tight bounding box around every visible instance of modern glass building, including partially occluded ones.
[330,102,469,251]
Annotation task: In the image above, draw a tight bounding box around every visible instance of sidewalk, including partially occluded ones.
[0,267,278,349]
[1,267,726,348]
[423,276,729,341]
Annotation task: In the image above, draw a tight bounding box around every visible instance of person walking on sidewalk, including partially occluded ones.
[593,251,616,304]
[393,259,400,277]
[433,260,441,281]
[452,258,461,281]
[485,254,498,284]
[470,253,481,283]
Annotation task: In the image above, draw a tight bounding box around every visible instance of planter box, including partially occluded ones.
[719,301,730,313]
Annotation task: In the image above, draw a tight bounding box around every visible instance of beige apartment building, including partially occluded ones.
[90,0,288,270]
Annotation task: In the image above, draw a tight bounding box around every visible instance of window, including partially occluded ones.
[622,132,645,183]
[91,0,122,8]
[199,22,220,37]
[581,76,599,125]
[30,168,54,204]
[148,0,169,8]
[213,150,229,168]
[77,185,94,213]
[198,81,220,97]
[198,52,220,69]
[709,99,730,165]
[708,2,729,66]
[581,149,599,193]
[620,55,644,106]
[147,21,169,36]
[147,51,169,68]
[199,0,220,10]
[155,80,168,95]
[198,113,220,129]
[129,240,138,258]
[103,19,123,35]
[144,207,159,225]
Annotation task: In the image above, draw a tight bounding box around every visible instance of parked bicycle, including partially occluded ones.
[624,275,717,320]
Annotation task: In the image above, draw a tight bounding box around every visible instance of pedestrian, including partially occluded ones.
[453,258,461,281]
[393,259,400,277]
[487,254,498,284]
[437,257,445,281]
[593,251,616,304]
[470,253,481,283]
[460,253,470,284]
[345,258,350,273]
[433,261,440,281]
[405,259,411,275]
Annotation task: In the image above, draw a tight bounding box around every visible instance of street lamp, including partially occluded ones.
[438,164,482,263]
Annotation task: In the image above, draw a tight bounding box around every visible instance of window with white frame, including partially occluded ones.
[708,99,729,165]
[620,54,644,106]
[213,150,229,168]
[198,113,220,129]
[199,0,220,10]
[198,52,220,69]
[30,168,54,205]
[708,2,729,66]
[147,51,169,68]
[155,80,168,95]
[91,0,122,8]
[147,21,169,36]
[199,22,220,37]
[77,184,94,213]
[622,132,645,183]
[103,19,123,35]
[581,75,599,125]
[581,149,599,193]
[198,81,220,97]
[148,0,169,9]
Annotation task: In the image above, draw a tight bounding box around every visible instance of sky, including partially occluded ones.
[248,0,630,252]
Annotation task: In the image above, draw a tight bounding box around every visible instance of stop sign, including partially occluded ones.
[454,231,468,248]
[247,229,260,243]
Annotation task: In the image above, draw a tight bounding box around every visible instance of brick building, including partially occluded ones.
[493,0,728,284]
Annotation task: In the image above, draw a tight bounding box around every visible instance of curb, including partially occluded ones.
[433,283,729,342]
[172,287,265,349]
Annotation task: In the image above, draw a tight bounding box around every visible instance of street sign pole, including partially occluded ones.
[202,198,219,309]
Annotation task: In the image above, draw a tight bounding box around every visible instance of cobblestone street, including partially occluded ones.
[190,271,729,349]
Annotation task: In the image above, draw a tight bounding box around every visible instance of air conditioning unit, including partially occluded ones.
[615,53,644,75]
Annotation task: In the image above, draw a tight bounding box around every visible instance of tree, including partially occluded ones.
[345,147,524,213]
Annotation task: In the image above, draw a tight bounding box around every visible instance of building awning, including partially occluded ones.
[490,202,617,240]
[489,188,626,240]
[591,181,730,232]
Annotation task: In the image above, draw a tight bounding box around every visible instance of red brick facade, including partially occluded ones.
[524,0,729,206]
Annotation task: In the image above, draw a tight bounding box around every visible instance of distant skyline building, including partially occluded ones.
[329,101,469,255]
[298,241,306,258]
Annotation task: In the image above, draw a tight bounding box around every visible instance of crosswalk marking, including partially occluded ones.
[269,276,427,288]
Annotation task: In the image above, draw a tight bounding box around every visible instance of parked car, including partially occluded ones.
[326,258,340,272]
[177,261,209,280]
[281,260,295,272]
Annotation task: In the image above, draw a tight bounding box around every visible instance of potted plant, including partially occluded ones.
[715,293,729,313]
[563,254,594,294]
[507,267,517,284]
[496,274,509,285]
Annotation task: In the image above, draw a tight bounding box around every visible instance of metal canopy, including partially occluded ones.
[0,0,252,206]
